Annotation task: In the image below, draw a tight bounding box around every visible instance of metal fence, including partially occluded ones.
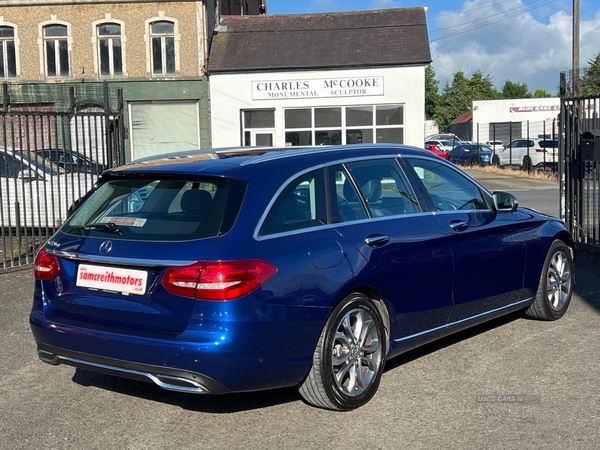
[0,82,124,270]
[560,68,600,248]
[471,120,560,172]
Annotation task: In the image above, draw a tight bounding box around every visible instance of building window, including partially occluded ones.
[242,109,275,146]
[43,24,70,77]
[98,23,123,76]
[284,105,404,146]
[0,26,17,78]
[150,21,175,75]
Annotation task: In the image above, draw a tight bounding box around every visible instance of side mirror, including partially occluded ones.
[493,191,518,213]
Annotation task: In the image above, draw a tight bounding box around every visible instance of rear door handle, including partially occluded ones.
[449,220,469,232]
[365,234,390,247]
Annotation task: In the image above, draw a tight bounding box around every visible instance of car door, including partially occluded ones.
[402,157,528,323]
[328,158,454,341]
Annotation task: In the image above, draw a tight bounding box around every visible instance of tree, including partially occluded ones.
[582,52,600,95]
[502,80,531,99]
[425,65,440,120]
[432,71,499,132]
[533,88,553,98]
[469,70,499,100]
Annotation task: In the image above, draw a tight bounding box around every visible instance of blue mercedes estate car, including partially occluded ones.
[30,144,574,411]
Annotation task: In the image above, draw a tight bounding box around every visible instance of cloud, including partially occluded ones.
[429,0,600,94]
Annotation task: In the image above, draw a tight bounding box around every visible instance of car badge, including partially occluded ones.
[99,241,113,255]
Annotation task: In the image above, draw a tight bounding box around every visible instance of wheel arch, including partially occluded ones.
[332,285,392,356]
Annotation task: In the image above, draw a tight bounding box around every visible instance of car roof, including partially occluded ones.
[455,144,492,150]
[103,144,431,179]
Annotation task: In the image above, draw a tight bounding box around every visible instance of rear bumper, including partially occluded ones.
[37,343,228,394]
[29,303,323,393]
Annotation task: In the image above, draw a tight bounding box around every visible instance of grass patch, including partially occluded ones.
[465,164,559,181]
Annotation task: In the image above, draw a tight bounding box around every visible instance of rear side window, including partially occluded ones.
[258,169,326,236]
[63,177,243,241]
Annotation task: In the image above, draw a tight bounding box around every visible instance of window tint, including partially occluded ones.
[259,169,326,236]
[405,158,488,211]
[539,140,558,148]
[345,159,420,217]
[64,178,241,241]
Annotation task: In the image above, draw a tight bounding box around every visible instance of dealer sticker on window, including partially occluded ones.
[76,264,148,295]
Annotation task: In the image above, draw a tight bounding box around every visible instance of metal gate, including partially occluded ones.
[559,68,600,248]
[0,82,124,270]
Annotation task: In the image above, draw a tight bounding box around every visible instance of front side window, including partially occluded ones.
[43,24,70,77]
[345,159,420,217]
[98,23,123,76]
[404,158,488,212]
[0,26,17,78]
[150,21,175,75]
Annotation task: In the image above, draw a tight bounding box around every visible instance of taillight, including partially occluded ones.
[535,149,548,153]
[34,247,60,280]
[162,260,277,300]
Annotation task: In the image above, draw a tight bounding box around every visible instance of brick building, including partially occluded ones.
[0,0,264,159]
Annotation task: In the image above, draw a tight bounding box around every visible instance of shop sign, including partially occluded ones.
[252,76,384,100]
[509,105,560,113]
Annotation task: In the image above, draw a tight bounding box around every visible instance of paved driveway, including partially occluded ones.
[1,171,599,450]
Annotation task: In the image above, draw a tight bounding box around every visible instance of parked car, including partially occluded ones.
[446,144,493,166]
[425,133,461,142]
[1,147,96,229]
[485,140,504,151]
[35,148,107,175]
[492,138,559,170]
[424,143,447,159]
[31,144,574,411]
[425,139,458,152]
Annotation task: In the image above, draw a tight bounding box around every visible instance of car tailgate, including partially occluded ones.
[40,236,217,333]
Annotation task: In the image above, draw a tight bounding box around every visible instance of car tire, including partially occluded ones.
[492,155,500,167]
[522,156,533,172]
[524,240,573,321]
[298,293,386,411]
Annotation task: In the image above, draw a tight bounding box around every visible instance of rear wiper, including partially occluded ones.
[84,222,123,235]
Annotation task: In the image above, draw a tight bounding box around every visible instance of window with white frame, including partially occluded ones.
[97,22,123,76]
[150,21,175,75]
[241,109,275,146]
[284,104,404,146]
[0,25,17,79]
[43,24,70,77]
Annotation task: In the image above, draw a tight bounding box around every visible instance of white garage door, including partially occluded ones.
[129,101,200,160]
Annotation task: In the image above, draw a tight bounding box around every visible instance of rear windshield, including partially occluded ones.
[539,140,558,148]
[62,177,245,241]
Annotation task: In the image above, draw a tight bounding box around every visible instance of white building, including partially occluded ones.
[208,8,432,149]
[472,98,560,145]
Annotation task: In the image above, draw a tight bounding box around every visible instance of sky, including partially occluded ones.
[265,0,600,95]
